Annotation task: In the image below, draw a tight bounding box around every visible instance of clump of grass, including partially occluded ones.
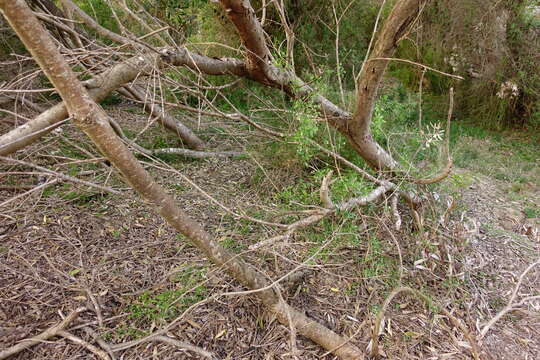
[128,266,207,324]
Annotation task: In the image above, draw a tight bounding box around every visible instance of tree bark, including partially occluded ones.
[218,0,428,171]
[0,2,363,358]
[0,48,247,155]
[349,0,428,170]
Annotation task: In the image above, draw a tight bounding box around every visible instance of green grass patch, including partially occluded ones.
[128,266,207,323]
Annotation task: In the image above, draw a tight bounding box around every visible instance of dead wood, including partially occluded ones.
[108,117,241,159]
[0,307,85,360]
[479,258,540,339]
[117,85,205,150]
[0,47,251,155]
[0,2,364,358]
[0,155,120,194]
[57,330,110,360]
[370,287,481,360]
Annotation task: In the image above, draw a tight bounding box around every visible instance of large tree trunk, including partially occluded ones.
[349,0,427,170]
[0,2,364,358]
[218,0,427,171]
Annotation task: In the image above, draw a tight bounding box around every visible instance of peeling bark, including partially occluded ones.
[219,0,273,82]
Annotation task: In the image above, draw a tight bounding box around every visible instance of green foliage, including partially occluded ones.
[362,236,395,280]
[524,206,540,219]
[289,95,321,161]
[141,0,206,34]
[128,266,207,322]
[74,0,120,42]
[405,0,540,129]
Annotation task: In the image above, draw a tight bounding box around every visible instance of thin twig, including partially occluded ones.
[370,287,480,360]
[0,156,120,194]
[368,57,464,80]
[151,336,216,359]
[413,87,454,185]
[0,307,86,360]
[0,178,59,208]
[57,330,110,360]
[480,258,540,339]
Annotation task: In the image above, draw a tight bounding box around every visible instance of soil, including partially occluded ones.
[1,103,539,359]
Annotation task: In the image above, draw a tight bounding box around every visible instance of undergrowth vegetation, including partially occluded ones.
[1,1,539,358]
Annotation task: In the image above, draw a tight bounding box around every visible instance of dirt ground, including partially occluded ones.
[1,104,539,359]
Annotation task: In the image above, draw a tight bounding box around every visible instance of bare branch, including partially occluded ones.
[0,307,86,360]
[57,330,110,360]
[118,85,205,150]
[480,258,540,339]
[0,155,121,194]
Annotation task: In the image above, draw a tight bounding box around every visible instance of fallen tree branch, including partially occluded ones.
[150,147,243,158]
[82,327,116,360]
[0,307,85,360]
[480,258,540,339]
[309,140,421,207]
[250,172,390,251]
[0,155,120,194]
[117,85,205,150]
[108,117,242,159]
[1,3,364,358]
[57,330,110,360]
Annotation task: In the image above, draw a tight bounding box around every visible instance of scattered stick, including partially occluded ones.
[390,194,401,231]
[0,156,120,194]
[150,147,243,159]
[82,327,116,360]
[370,287,480,360]
[250,173,390,251]
[108,333,216,359]
[480,258,540,339]
[0,178,59,208]
[0,307,86,360]
[85,289,104,329]
[151,335,216,359]
[57,330,110,360]
[320,170,334,209]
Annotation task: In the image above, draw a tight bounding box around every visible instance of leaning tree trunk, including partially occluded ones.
[0,1,363,358]
[218,0,427,171]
